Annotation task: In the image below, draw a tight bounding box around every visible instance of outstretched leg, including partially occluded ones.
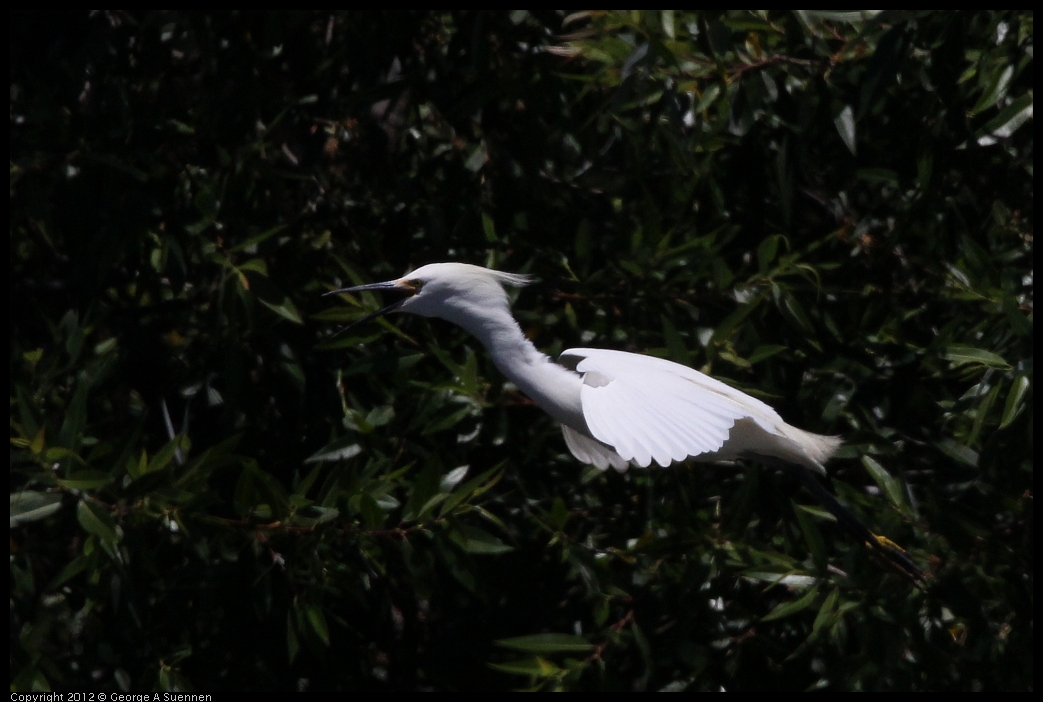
[777,461,926,586]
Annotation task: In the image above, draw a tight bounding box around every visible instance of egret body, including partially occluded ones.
[328,262,922,582]
[330,263,840,473]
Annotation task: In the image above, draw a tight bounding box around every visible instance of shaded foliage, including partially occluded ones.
[11,10,1032,691]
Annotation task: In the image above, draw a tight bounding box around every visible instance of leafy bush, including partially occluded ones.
[11,11,1032,691]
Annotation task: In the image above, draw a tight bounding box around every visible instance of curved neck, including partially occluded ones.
[437,300,586,431]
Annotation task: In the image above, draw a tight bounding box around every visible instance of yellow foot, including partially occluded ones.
[866,533,926,587]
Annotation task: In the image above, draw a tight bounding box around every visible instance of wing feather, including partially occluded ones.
[564,348,783,467]
[561,424,628,471]
[618,374,712,465]
[581,382,645,465]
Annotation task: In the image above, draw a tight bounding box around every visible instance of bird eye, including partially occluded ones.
[406,278,424,292]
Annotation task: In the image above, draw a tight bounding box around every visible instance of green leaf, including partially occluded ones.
[127,448,148,480]
[812,587,840,634]
[293,463,323,497]
[148,435,187,474]
[693,83,722,115]
[1002,293,1032,337]
[757,235,779,272]
[233,464,290,519]
[660,314,690,365]
[416,493,449,519]
[167,644,193,665]
[305,438,362,463]
[473,505,513,539]
[549,496,569,531]
[244,270,304,324]
[861,456,911,516]
[366,405,395,428]
[778,290,813,333]
[917,147,934,191]
[464,144,487,172]
[660,10,675,39]
[834,105,856,156]
[439,465,470,492]
[999,375,1029,429]
[58,470,114,490]
[76,500,118,545]
[293,505,340,526]
[761,585,821,622]
[438,465,504,517]
[42,446,88,467]
[306,605,330,646]
[174,433,243,489]
[936,438,979,468]
[796,504,836,522]
[10,491,63,527]
[287,611,300,664]
[59,381,89,453]
[969,63,1014,116]
[402,464,441,522]
[969,382,1002,445]
[47,555,90,590]
[450,524,513,555]
[495,633,594,654]
[482,211,497,242]
[793,503,827,572]
[162,118,195,134]
[941,344,1011,369]
[94,337,118,355]
[23,347,43,368]
[459,348,480,397]
[421,405,473,435]
[229,224,289,253]
[747,345,787,364]
[711,300,760,344]
[856,168,899,186]
[239,258,269,275]
[488,657,561,677]
[355,493,384,529]
[373,492,401,512]
[30,426,45,454]
[975,92,1033,145]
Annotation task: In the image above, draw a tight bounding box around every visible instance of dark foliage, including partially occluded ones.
[11,11,1032,691]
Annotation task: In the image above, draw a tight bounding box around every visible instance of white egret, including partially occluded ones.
[327,262,922,583]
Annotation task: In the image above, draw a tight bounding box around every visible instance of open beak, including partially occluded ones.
[324,279,416,335]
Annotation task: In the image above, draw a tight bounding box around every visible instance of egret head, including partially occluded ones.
[326,262,531,332]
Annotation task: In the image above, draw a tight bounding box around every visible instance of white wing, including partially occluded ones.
[561,424,629,472]
[558,348,833,472]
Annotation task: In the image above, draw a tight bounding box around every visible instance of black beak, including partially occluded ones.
[324,280,414,336]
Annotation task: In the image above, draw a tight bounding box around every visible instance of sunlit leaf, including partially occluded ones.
[305,438,362,463]
[975,92,1033,145]
[834,105,856,156]
[439,465,470,492]
[941,345,1011,369]
[10,491,63,527]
